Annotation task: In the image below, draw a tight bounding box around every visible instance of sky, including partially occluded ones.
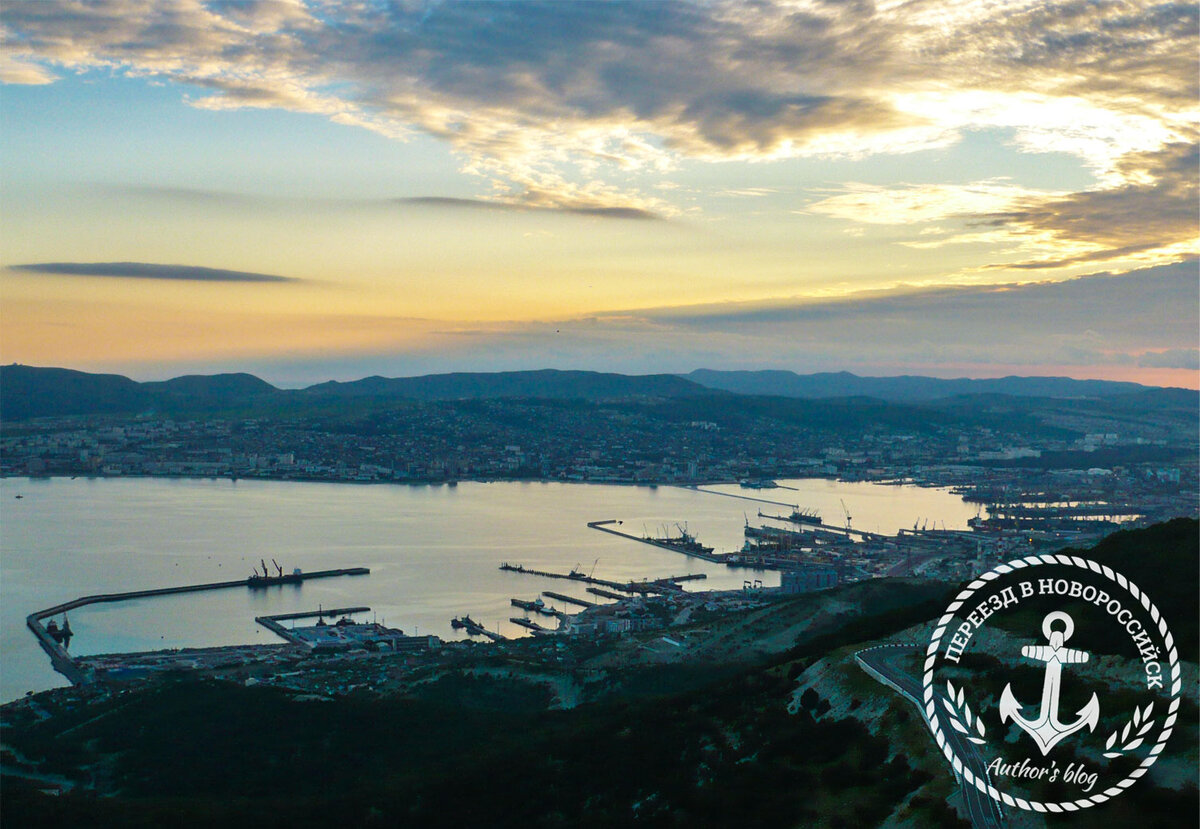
[0,0,1197,388]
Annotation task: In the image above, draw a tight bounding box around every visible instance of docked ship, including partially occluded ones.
[247,559,304,588]
[787,506,822,525]
[650,523,714,554]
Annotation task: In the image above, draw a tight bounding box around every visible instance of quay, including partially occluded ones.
[452,615,505,642]
[499,562,627,590]
[542,591,594,608]
[501,562,701,594]
[511,598,565,619]
[27,567,371,685]
[622,574,708,594]
[587,587,630,601]
[750,517,881,542]
[587,520,730,562]
[509,617,552,634]
[254,606,371,645]
[675,486,796,508]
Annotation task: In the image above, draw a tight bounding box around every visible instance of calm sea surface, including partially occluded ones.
[0,476,976,702]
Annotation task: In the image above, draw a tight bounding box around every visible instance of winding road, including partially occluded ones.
[856,644,1006,829]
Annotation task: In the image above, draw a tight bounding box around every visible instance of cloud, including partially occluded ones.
[452,259,1199,376]
[395,196,661,220]
[1138,348,1200,370]
[805,141,1200,270]
[9,261,299,283]
[977,142,1200,269]
[96,185,664,220]
[238,260,1192,383]
[2,0,1194,243]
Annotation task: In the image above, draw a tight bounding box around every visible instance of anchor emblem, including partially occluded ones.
[1000,611,1100,755]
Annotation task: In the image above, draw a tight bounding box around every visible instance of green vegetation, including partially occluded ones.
[3,522,1196,827]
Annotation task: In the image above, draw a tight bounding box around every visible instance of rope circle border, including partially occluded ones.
[922,553,1181,813]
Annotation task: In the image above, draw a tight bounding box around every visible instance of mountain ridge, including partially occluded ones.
[683,368,1174,401]
[1,363,1191,421]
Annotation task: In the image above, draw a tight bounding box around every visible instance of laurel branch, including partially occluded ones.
[942,680,987,745]
[1103,702,1155,758]
[922,554,1182,813]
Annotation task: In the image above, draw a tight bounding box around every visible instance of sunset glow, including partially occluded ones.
[1,0,1196,386]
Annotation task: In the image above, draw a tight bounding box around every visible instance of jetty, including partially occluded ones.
[674,486,796,508]
[499,562,627,591]
[622,574,708,594]
[587,519,730,562]
[501,562,703,595]
[509,617,552,634]
[542,591,594,608]
[26,567,371,685]
[452,615,504,642]
[511,598,565,619]
[587,587,630,601]
[254,606,371,645]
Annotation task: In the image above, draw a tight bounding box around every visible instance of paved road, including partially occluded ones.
[856,644,1005,829]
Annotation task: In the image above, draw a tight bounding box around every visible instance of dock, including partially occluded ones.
[254,606,371,645]
[587,520,730,562]
[587,587,630,601]
[501,562,701,595]
[499,562,627,590]
[675,485,797,508]
[542,591,594,608]
[622,574,708,594]
[511,598,565,619]
[27,567,372,685]
[452,615,505,642]
[509,617,552,634]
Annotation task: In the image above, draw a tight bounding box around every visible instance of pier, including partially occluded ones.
[587,587,630,601]
[26,567,371,684]
[511,598,566,619]
[675,485,797,508]
[542,591,594,608]
[509,617,552,634]
[622,574,708,594]
[501,562,703,594]
[254,606,371,645]
[499,562,627,590]
[452,615,505,642]
[587,519,729,562]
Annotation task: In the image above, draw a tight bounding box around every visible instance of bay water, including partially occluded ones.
[0,476,976,702]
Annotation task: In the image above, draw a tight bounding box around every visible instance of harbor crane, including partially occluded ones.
[840,499,852,530]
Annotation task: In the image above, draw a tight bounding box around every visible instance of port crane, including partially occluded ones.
[840,499,852,530]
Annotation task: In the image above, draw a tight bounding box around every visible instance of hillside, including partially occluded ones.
[685,369,1164,401]
[303,369,715,400]
[2,522,1194,828]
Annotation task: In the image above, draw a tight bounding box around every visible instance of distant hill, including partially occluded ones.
[3,364,1190,421]
[0,365,282,420]
[684,369,1160,401]
[0,365,715,419]
[302,369,714,401]
[0,365,151,420]
[142,373,279,405]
